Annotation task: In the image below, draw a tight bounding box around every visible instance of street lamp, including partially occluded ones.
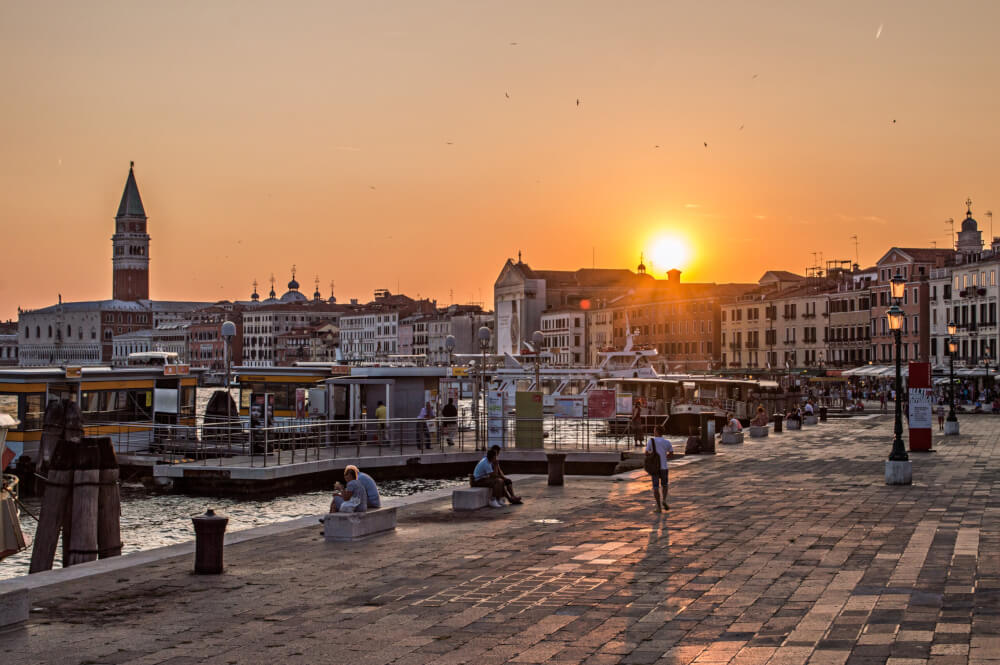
[221,320,237,454]
[477,326,491,448]
[532,330,544,391]
[445,334,455,367]
[884,270,911,485]
[946,321,959,432]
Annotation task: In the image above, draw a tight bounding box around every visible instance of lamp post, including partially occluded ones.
[532,330,544,391]
[477,326,491,449]
[221,321,237,454]
[885,271,911,484]
[946,321,959,434]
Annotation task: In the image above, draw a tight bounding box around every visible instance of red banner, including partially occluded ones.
[908,361,932,451]
[587,390,616,418]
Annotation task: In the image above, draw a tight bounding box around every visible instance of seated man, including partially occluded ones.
[349,464,381,510]
[329,466,368,513]
[471,446,521,508]
[804,401,815,416]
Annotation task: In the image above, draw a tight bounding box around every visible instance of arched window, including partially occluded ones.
[67,325,72,337]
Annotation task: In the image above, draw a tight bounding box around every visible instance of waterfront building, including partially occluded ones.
[540,307,588,366]
[722,271,840,371]
[494,256,653,355]
[339,291,435,363]
[274,322,339,365]
[870,248,952,363]
[0,321,18,367]
[825,265,876,368]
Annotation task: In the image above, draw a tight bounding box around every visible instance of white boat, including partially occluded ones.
[488,329,661,409]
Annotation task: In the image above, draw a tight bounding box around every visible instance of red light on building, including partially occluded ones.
[580,299,591,310]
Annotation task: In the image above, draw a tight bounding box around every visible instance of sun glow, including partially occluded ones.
[648,234,691,272]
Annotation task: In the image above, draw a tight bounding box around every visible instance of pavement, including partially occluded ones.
[3,414,998,665]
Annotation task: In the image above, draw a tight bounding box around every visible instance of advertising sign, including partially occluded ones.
[908,362,932,451]
[616,393,633,415]
[587,390,616,418]
[486,390,506,447]
[295,388,306,420]
[554,396,584,418]
[250,393,274,429]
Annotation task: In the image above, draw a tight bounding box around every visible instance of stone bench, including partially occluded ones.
[803,415,818,425]
[322,507,397,542]
[452,487,491,511]
[720,431,744,444]
[749,425,768,438]
[786,419,802,430]
[0,588,28,627]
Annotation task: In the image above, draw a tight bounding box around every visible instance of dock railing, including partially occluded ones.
[82,410,652,466]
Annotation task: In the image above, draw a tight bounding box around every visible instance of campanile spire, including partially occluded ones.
[112,162,151,301]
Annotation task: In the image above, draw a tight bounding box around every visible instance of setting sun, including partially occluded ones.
[648,235,691,272]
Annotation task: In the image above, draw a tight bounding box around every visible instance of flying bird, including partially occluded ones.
[509,41,518,46]
[576,99,580,106]
[505,92,510,98]
[892,119,896,124]
[704,142,708,148]
[876,23,883,39]
[752,74,758,79]
[369,185,376,190]
[446,141,454,145]
[739,124,744,130]
[654,145,659,148]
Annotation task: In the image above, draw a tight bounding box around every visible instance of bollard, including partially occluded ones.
[772,413,783,433]
[819,406,828,422]
[546,453,567,486]
[192,508,229,574]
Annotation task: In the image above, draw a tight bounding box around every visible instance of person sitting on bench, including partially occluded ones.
[471,446,521,508]
[329,466,368,513]
[750,406,769,426]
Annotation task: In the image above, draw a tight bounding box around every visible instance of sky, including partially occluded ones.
[2,0,1000,320]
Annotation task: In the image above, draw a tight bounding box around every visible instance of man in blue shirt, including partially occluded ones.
[471,447,521,508]
[329,465,381,512]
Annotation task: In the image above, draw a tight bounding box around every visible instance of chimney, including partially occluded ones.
[667,268,682,284]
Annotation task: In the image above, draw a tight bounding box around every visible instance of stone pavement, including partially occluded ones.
[4,414,998,665]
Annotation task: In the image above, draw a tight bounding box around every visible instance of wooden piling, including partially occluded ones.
[96,437,122,559]
[39,399,65,473]
[28,439,74,574]
[65,439,101,566]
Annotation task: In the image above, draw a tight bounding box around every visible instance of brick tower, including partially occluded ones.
[112,162,150,301]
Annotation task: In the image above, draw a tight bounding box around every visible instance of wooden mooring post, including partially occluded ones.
[29,403,122,572]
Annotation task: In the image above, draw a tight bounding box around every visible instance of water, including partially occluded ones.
[1,476,465,581]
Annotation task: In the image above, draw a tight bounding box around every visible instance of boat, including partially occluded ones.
[487,328,661,410]
[1,413,29,562]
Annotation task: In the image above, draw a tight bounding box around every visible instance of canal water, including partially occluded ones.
[2,475,465,581]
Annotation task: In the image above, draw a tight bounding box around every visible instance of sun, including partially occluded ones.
[648,235,690,272]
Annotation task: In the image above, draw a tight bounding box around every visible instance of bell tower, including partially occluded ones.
[112,162,150,301]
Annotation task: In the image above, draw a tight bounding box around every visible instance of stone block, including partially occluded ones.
[0,588,28,627]
[452,487,491,511]
[885,460,912,485]
[786,419,802,430]
[323,507,397,542]
[803,415,818,425]
[720,431,744,445]
[749,425,768,438]
[944,420,960,435]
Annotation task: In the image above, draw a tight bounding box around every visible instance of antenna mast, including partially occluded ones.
[945,218,955,250]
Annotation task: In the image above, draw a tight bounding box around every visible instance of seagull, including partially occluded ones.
[369,185,376,190]
[892,119,896,123]
[739,124,744,130]
[505,92,510,98]
[576,99,580,106]
[704,142,708,148]
[446,141,454,145]
[752,74,758,79]
[509,41,518,46]
[654,145,660,148]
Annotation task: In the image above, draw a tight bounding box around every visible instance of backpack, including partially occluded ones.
[643,440,661,475]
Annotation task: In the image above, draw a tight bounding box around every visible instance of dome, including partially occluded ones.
[962,212,978,232]
[288,277,300,291]
[280,290,308,303]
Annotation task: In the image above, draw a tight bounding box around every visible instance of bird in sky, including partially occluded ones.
[446,141,454,145]
[704,142,709,148]
[505,92,510,98]
[369,185,376,190]
[509,41,518,46]
[892,119,896,123]
[752,74,758,79]
[576,99,580,106]
[654,145,660,148]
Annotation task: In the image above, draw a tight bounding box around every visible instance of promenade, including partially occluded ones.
[4,414,998,665]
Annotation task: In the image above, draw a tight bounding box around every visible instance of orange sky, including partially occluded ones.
[3,1,1000,320]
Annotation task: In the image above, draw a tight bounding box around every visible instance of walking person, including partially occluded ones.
[937,401,945,431]
[644,425,674,512]
[441,397,458,446]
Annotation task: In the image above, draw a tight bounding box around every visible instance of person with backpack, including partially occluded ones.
[644,424,674,513]
[441,398,458,446]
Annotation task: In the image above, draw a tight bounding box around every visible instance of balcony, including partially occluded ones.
[802,312,816,319]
